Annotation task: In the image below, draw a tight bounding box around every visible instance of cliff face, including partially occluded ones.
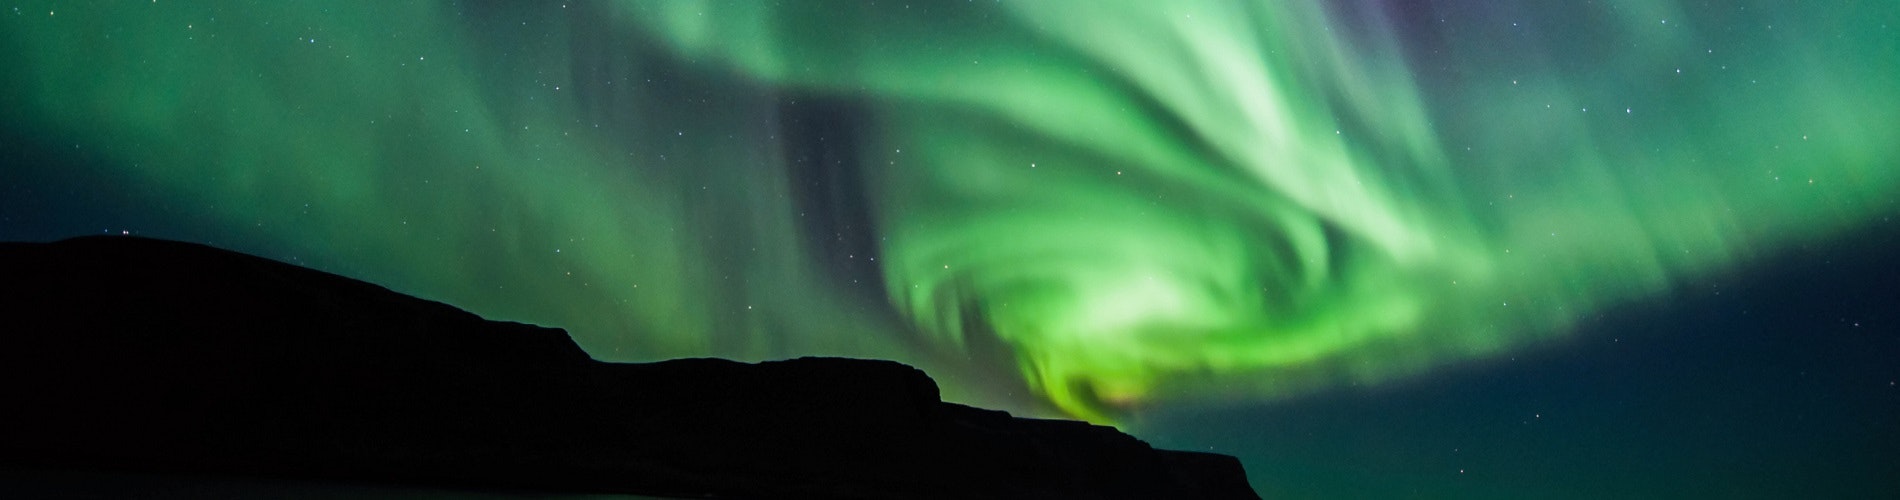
[0,236,1258,499]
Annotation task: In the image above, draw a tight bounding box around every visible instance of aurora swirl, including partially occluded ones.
[3,0,1896,429]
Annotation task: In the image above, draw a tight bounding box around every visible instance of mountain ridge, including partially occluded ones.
[0,235,1257,499]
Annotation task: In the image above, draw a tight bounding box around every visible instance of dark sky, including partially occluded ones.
[3,1,1897,497]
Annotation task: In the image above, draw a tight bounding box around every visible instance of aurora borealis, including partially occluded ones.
[4,1,1898,496]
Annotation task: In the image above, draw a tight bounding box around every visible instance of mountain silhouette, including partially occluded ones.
[0,236,1257,499]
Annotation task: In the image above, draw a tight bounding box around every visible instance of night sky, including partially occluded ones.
[3,1,1897,497]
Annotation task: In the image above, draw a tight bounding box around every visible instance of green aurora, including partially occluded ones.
[3,0,1896,424]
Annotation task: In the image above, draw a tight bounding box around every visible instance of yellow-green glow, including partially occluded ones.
[3,0,1895,422]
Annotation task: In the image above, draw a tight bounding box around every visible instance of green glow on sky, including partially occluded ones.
[3,1,1896,421]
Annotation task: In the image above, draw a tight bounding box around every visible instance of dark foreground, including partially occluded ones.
[0,236,1256,499]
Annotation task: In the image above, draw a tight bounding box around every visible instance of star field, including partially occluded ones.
[2,1,1897,497]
